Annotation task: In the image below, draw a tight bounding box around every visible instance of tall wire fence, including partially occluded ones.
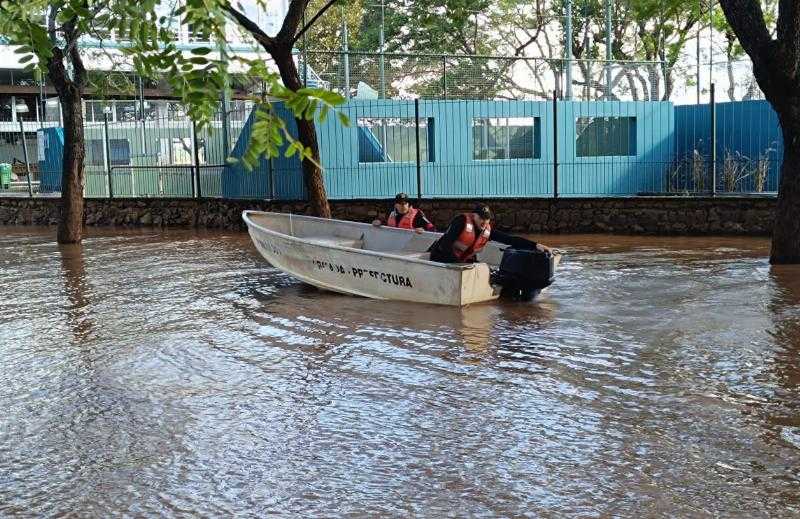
[302,50,764,104]
[0,51,778,201]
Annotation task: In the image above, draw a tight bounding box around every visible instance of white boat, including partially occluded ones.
[243,210,561,306]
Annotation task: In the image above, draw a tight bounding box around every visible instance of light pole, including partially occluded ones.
[15,103,34,197]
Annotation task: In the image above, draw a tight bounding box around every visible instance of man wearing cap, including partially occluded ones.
[372,193,435,234]
[428,204,549,263]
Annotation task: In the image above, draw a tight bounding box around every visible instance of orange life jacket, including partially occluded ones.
[452,213,491,262]
[387,207,418,230]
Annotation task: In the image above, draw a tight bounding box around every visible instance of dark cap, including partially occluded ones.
[395,192,410,202]
[473,204,493,220]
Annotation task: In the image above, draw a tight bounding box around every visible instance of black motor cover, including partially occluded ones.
[493,248,556,300]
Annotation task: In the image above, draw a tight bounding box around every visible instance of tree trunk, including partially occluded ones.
[57,95,86,244]
[770,109,800,263]
[47,44,87,244]
[727,60,736,101]
[272,46,332,218]
[715,0,800,263]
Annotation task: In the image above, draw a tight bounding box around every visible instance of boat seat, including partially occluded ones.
[306,236,364,249]
[396,251,430,260]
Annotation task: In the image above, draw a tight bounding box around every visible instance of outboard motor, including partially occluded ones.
[492,248,557,301]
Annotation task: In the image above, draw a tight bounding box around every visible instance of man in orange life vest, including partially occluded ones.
[428,204,550,263]
[372,192,436,234]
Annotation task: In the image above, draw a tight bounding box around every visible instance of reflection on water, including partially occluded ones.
[1,227,799,517]
[767,266,800,439]
[59,243,93,343]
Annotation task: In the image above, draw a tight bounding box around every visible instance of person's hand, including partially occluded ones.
[414,227,424,234]
[372,219,382,227]
[537,244,552,253]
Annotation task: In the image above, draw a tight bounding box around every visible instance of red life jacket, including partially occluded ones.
[387,207,418,230]
[452,213,491,262]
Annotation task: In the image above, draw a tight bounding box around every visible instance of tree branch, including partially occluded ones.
[277,0,310,44]
[513,27,543,56]
[69,32,87,90]
[223,3,276,52]
[293,0,339,45]
[718,0,774,65]
[48,5,58,45]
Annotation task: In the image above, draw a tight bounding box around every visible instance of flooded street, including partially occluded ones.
[1,226,799,517]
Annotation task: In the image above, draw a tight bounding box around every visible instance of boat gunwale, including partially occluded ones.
[242,210,479,271]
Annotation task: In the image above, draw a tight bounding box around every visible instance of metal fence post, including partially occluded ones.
[415,98,422,201]
[341,4,350,99]
[442,56,447,99]
[103,112,113,198]
[191,119,202,198]
[302,12,308,87]
[710,82,717,196]
[553,91,559,199]
[564,0,573,100]
[605,0,612,99]
[19,119,33,197]
[220,91,231,159]
[268,157,275,200]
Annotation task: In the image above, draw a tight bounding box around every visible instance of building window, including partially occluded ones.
[357,117,432,163]
[87,139,130,166]
[88,140,106,166]
[115,101,138,122]
[472,117,540,160]
[167,102,188,121]
[576,116,636,157]
[84,101,106,122]
[85,100,153,122]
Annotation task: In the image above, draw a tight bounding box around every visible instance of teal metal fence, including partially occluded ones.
[11,94,783,201]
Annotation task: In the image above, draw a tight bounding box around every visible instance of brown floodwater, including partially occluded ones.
[1,226,799,518]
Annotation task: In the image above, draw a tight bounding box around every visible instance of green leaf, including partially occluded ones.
[319,104,330,123]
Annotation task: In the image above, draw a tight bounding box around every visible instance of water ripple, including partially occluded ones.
[1,228,798,518]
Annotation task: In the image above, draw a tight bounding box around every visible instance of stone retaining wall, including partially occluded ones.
[0,196,776,235]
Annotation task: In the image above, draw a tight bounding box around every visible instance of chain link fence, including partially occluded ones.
[302,50,764,104]
[0,50,777,200]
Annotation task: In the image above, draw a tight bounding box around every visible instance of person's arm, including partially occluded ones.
[489,229,538,250]
[437,215,465,248]
[428,215,466,262]
[372,209,392,226]
[413,210,436,232]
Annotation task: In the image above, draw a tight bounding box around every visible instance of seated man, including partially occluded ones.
[372,192,435,234]
[428,204,550,263]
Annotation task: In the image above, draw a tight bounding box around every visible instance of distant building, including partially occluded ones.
[0,0,293,127]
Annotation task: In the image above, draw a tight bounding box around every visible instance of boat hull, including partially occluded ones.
[243,211,502,306]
